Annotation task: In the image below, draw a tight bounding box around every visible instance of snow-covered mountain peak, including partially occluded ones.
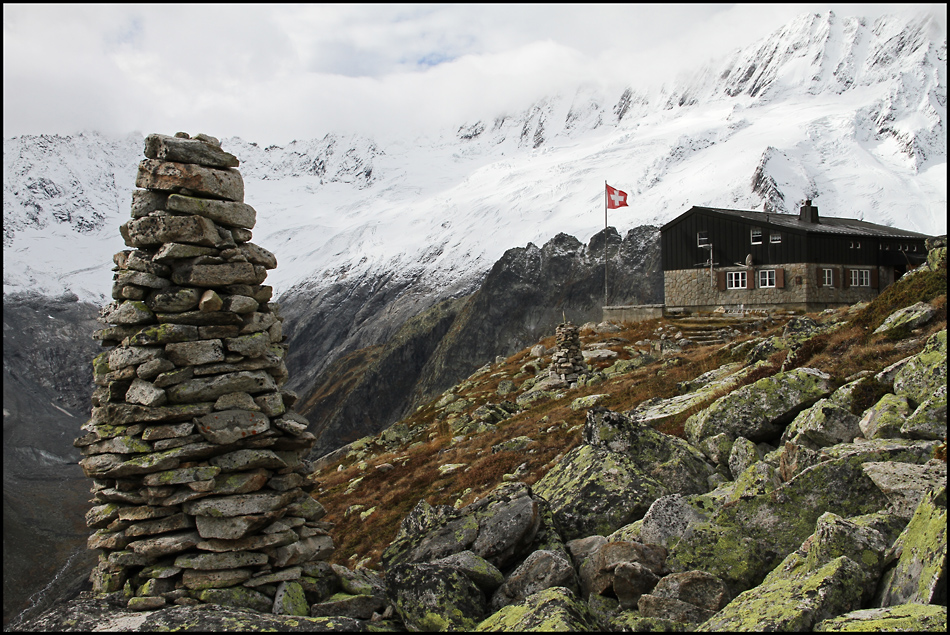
[3,10,945,303]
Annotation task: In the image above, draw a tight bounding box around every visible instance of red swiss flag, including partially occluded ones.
[606,183,628,209]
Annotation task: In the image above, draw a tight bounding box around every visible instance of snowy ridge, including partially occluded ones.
[2,10,945,303]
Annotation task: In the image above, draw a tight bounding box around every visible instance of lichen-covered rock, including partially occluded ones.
[381,500,477,568]
[893,329,947,406]
[802,512,890,595]
[862,460,947,518]
[873,301,938,334]
[639,494,708,549]
[874,485,947,607]
[534,409,714,540]
[697,555,865,632]
[859,393,912,440]
[469,485,542,569]
[387,562,486,631]
[475,586,599,632]
[813,603,948,632]
[14,590,380,631]
[532,444,666,540]
[272,580,309,616]
[649,570,730,613]
[781,398,861,449]
[815,437,939,465]
[433,550,505,593]
[381,482,544,571]
[626,363,765,431]
[330,563,385,598]
[698,502,911,632]
[685,367,834,446]
[309,592,386,620]
[697,432,735,467]
[570,393,609,411]
[726,461,781,502]
[607,613,688,632]
[727,437,764,481]
[665,447,890,596]
[902,382,948,440]
[195,586,274,613]
[490,549,578,610]
[638,593,716,624]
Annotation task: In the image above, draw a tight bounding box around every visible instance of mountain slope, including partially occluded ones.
[295,225,662,459]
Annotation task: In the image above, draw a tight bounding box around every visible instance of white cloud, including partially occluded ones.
[3,3,945,144]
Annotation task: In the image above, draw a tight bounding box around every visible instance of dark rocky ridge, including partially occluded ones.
[3,293,102,629]
[292,225,662,460]
[298,295,468,458]
[410,226,662,409]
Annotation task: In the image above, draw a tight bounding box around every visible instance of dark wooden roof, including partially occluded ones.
[662,206,932,239]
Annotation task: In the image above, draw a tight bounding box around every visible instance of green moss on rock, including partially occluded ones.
[475,587,598,632]
[814,603,947,632]
[698,556,865,632]
[875,485,948,607]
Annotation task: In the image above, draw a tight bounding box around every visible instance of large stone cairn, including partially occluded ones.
[75,132,333,613]
[549,322,587,384]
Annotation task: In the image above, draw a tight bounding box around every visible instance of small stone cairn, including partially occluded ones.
[548,322,587,384]
[75,133,332,614]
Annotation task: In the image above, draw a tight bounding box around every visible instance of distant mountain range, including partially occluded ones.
[4,10,945,305]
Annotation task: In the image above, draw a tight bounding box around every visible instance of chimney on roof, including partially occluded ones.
[799,199,819,223]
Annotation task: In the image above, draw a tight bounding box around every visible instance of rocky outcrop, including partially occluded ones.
[72,133,333,615]
[532,409,715,541]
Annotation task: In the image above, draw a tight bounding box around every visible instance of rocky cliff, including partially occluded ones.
[2,292,102,626]
[293,224,662,459]
[12,239,946,632]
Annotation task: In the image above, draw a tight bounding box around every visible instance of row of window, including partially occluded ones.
[726,271,777,289]
[697,230,782,247]
[822,268,871,287]
[850,242,917,251]
[724,268,873,289]
[698,231,919,252]
[750,229,782,245]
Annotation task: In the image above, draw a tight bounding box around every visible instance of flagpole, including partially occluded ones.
[604,181,608,307]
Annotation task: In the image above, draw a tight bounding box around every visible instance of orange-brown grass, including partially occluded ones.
[850,269,947,333]
[803,322,940,381]
[307,302,950,570]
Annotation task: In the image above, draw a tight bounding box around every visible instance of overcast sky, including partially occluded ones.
[3,3,945,145]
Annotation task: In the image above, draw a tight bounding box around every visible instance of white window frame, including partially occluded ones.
[697,231,709,247]
[770,232,782,244]
[750,228,762,245]
[850,240,861,249]
[851,269,870,287]
[822,268,834,287]
[758,269,776,288]
[727,271,747,289]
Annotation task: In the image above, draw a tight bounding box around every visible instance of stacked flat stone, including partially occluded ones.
[549,322,587,384]
[75,132,333,614]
